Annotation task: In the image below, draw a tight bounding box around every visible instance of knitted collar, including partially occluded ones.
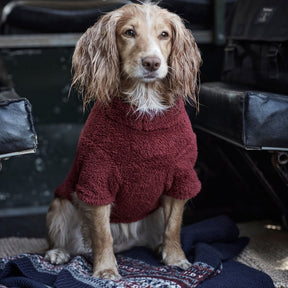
[104,97,187,132]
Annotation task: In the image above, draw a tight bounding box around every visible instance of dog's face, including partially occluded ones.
[116,5,172,83]
[72,3,201,111]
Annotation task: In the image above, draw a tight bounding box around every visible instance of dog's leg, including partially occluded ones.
[45,198,83,264]
[161,195,191,270]
[82,203,121,280]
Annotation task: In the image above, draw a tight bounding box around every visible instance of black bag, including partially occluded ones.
[222,0,288,94]
[0,89,37,158]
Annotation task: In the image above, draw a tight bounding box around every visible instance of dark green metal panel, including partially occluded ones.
[0,48,88,215]
[0,48,86,124]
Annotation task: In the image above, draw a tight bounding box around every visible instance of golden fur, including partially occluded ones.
[45,2,201,280]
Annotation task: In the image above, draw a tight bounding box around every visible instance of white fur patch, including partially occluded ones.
[144,5,168,79]
[111,207,165,253]
[124,82,168,117]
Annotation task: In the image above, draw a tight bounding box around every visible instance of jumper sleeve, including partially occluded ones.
[75,140,120,206]
[165,145,201,200]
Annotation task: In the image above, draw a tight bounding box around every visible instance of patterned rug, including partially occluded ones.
[0,237,48,258]
[236,221,288,288]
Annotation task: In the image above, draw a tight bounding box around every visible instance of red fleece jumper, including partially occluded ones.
[55,98,201,223]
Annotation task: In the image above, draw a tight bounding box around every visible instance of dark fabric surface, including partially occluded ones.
[0,216,275,288]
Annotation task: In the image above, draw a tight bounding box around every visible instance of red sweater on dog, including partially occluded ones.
[55,98,201,223]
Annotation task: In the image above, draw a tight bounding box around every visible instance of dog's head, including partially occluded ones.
[72,2,201,113]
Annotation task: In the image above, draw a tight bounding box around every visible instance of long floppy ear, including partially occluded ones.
[168,14,202,111]
[72,12,121,108]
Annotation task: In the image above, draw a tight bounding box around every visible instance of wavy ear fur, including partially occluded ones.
[72,11,121,108]
[168,14,202,111]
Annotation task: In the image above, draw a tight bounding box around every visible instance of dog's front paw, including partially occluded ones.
[169,258,192,270]
[93,268,121,280]
[45,248,70,265]
[162,253,192,270]
[161,246,192,270]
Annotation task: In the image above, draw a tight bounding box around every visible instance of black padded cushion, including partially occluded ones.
[2,0,236,34]
[1,1,126,33]
[193,82,288,150]
[0,89,37,158]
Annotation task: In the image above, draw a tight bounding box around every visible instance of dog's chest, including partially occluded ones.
[72,103,198,223]
[106,128,181,222]
[102,124,184,169]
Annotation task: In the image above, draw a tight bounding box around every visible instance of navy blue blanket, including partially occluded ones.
[0,216,275,288]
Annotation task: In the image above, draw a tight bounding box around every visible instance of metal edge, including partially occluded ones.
[0,148,36,159]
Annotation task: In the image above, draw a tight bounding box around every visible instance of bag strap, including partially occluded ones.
[224,41,247,72]
[224,42,236,72]
[266,44,281,79]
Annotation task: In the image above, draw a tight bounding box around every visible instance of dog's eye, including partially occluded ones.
[124,29,136,38]
[159,31,169,39]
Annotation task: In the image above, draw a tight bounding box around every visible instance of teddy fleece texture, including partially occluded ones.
[55,98,201,223]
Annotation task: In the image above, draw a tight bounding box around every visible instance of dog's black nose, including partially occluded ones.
[142,56,161,72]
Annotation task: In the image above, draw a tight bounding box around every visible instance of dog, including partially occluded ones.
[45,2,202,280]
